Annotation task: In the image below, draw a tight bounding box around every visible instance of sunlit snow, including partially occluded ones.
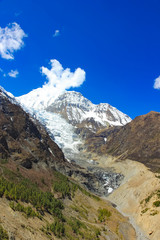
[16,90,131,157]
[34,110,82,153]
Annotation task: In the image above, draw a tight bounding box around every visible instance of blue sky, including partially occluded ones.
[0,0,160,119]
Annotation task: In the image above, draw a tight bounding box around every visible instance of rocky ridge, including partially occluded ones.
[0,87,125,197]
[16,87,160,239]
[85,111,160,172]
[0,86,137,240]
[17,90,131,161]
[0,87,67,172]
[46,91,131,130]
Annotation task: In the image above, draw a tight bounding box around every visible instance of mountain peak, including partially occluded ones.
[16,89,131,155]
[87,109,160,171]
[0,86,17,105]
[46,91,131,127]
[145,111,160,116]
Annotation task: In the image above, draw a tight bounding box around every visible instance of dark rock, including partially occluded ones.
[21,159,33,169]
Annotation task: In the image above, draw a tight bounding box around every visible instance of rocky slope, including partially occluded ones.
[0,87,125,196]
[46,91,131,130]
[17,91,131,155]
[91,154,160,240]
[0,87,67,172]
[17,90,131,129]
[16,86,160,239]
[83,111,160,239]
[0,87,136,239]
[85,111,160,172]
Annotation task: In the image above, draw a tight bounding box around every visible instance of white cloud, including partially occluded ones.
[153,76,160,89]
[0,68,3,72]
[8,69,19,78]
[0,22,27,60]
[40,59,85,98]
[17,59,86,110]
[53,30,60,37]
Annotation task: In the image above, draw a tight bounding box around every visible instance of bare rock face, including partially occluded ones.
[0,88,67,171]
[85,111,160,171]
[46,91,131,132]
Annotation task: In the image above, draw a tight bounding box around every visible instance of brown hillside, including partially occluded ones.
[86,111,160,171]
[0,90,70,172]
[0,90,136,240]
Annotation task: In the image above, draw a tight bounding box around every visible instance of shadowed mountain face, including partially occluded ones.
[86,111,160,171]
[0,89,68,171]
[0,89,137,240]
[0,89,124,196]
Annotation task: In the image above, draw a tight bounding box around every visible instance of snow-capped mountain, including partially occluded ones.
[17,90,131,128]
[16,90,131,157]
[0,86,17,104]
[46,91,131,129]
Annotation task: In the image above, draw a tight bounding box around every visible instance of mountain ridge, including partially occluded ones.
[85,111,160,171]
[1,85,159,239]
[16,90,131,157]
[0,86,137,240]
[17,90,131,128]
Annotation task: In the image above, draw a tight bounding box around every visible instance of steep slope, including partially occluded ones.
[86,111,160,171]
[18,90,131,129]
[0,87,67,172]
[15,88,160,239]
[94,155,160,240]
[32,110,83,155]
[0,87,136,240]
[0,87,128,197]
[17,90,131,157]
[0,166,136,240]
[84,108,160,240]
[46,91,131,129]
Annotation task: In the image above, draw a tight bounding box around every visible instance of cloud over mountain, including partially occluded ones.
[16,59,86,110]
[40,59,85,98]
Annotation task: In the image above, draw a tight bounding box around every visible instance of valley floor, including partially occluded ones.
[94,155,160,240]
[0,151,159,239]
[67,150,160,240]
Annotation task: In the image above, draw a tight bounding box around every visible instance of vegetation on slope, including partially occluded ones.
[0,225,9,240]
[0,162,136,240]
[141,188,160,216]
[52,171,100,201]
[0,177,64,220]
[98,208,111,222]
